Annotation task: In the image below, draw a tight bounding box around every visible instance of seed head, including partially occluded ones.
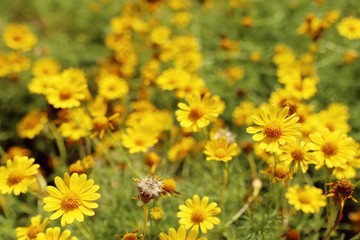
[134,176,164,203]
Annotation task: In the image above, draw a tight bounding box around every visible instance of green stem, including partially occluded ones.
[49,123,67,162]
[273,153,277,178]
[323,204,342,240]
[221,163,230,208]
[247,153,257,177]
[76,221,93,240]
[142,204,148,240]
[0,196,10,217]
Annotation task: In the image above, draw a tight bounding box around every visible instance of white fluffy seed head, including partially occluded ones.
[136,176,163,203]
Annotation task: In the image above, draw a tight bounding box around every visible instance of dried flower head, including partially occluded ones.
[326,179,358,207]
[134,176,164,203]
[116,225,141,240]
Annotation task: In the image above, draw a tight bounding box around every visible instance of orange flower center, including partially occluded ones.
[59,89,73,101]
[93,116,108,130]
[135,139,144,146]
[263,122,282,139]
[291,149,304,162]
[298,192,311,204]
[27,226,41,239]
[215,148,227,159]
[13,35,21,42]
[191,209,206,224]
[7,170,25,186]
[321,142,338,157]
[189,108,203,121]
[61,191,81,211]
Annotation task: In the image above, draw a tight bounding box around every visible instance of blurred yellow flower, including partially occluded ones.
[168,137,196,162]
[286,185,326,214]
[177,195,221,234]
[17,109,48,139]
[150,26,171,46]
[36,227,77,240]
[204,137,240,162]
[156,68,191,91]
[2,23,37,51]
[45,69,88,109]
[121,126,159,154]
[337,16,360,40]
[43,173,101,226]
[7,52,30,73]
[172,11,192,28]
[159,225,206,240]
[232,100,257,126]
[97,74,129,100]
[16,215,49,240]
[32,57,61,77]
[0,53,10,77]
[151,206,164,221]
[246,105,302,152]
[0,156,39,195]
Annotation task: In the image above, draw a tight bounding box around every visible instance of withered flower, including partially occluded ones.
[326,179,358,207]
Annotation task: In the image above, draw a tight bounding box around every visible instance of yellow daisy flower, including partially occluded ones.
[43,173,101,226]
[0,53,11,77]
[232,100,257,126]
[278,141,317,173]
[7,51,30,73]
[16,215,49,240]
[17,110,48,139]
[150,26,171,46]
[168,137,196,162]
[97,74,129,100]
[151,207,164,221]
[176,93,223,132]
[159,225,207,240]
[286,185,326,214]
[28,74,58,95]
[309,129,356,169]
[246,105,302,153]
[171,11,192,28]
[204,137,240,162]
[156,68,191,91]
[45,69,88,109]
[0,156,39,195]
[337,16,360,40]
[36,227,77,240]
[2,23,37,51]
[177,195,221,234]
[121,126,159,154]
[32,57,61,77]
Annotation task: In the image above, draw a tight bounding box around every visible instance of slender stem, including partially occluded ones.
[247,153,257,177]
[76,221,93,240]
[225,194,255,227]
[221,163,229,208]
[0,196,10,217]
[49,123,67,162]
[225,178,262,227]
[323,204,343,240]
[273,153,277,178]
[142,204,148,240]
